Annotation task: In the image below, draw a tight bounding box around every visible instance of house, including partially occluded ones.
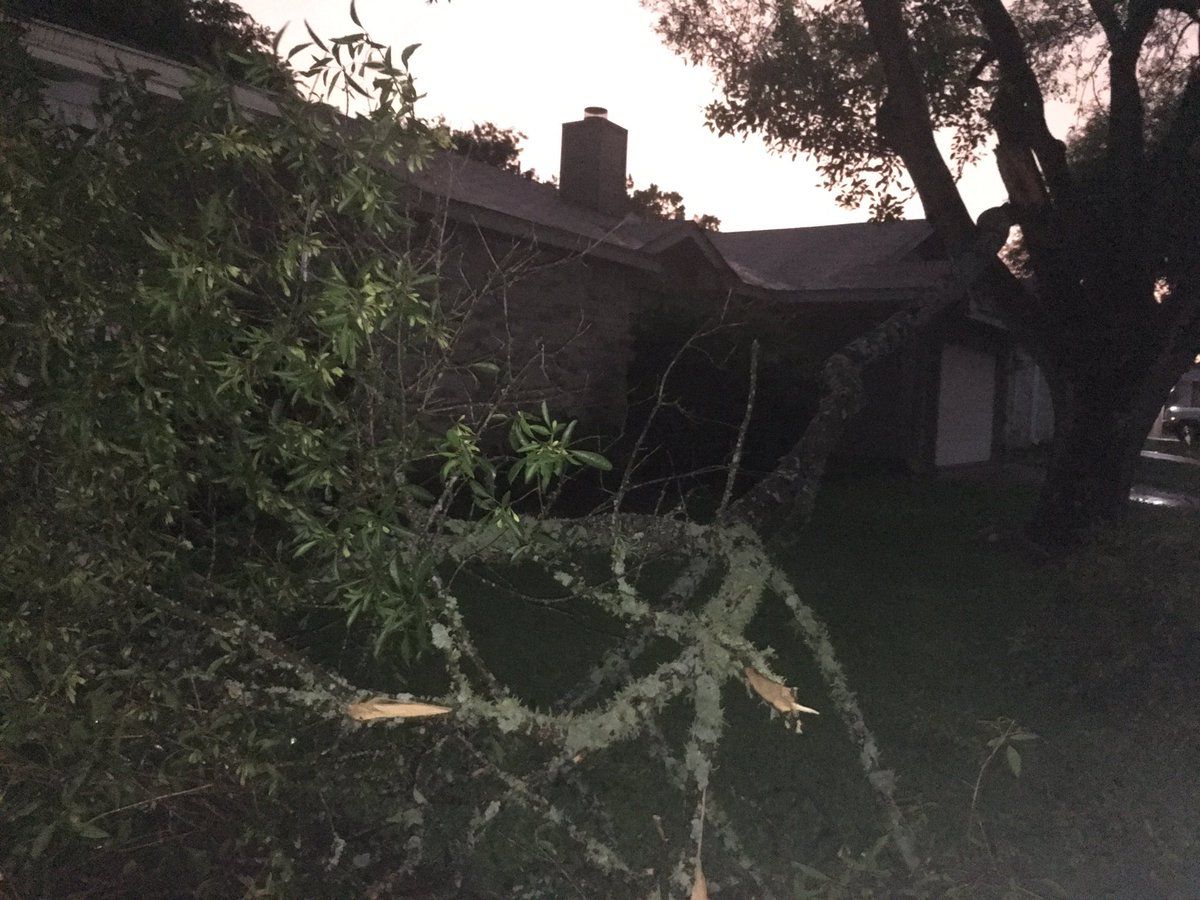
[407,107,1036,472]
[20,16,1050,479]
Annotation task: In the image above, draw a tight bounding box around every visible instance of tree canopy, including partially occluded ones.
[628,177,722,230]
[446,120,540,178]
[649,0,1200,542]
[648,0,1198,220]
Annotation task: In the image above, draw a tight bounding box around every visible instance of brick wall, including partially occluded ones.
[430,230,637,436]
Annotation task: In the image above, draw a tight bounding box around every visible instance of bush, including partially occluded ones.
[0,22,602,895]
[1,18,908,898]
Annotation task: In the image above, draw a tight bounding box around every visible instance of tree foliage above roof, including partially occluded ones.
[627,177,722,230]
[446,120,539,179]
[646,0,1199,218]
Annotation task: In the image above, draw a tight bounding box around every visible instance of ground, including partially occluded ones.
[450,452,1200,897]
[10,449,1196,896]
[772,467,1200,897]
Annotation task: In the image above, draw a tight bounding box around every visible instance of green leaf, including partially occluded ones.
[1005,744,1022,778]
[30,823,55,859]
[570,450,612,471]
[794,862,830,883]
[304,21,329,52]
[293,539,320,558]
[74,820,110,840]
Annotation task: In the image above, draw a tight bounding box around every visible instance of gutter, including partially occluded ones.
[17,17,279,116]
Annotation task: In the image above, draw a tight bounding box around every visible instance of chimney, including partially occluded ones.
[559,107,628,217]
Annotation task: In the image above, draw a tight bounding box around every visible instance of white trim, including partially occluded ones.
[18,18,278,116]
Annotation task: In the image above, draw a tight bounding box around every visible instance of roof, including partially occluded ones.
[20,18,277,115]
[409,152,735,278]
[711,221,951,293]
[411,152,677,253]
[22,17,950,305]
[411,154,950,301]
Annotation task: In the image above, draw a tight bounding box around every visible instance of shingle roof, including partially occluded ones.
[25,17,950,304]
[412,155,950,299]
[710,221,950,293]
[410,152,691,255]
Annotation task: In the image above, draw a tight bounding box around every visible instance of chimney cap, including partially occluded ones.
[583,106,608,119]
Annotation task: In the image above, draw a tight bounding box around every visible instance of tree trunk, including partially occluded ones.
[1027,344,1189,549]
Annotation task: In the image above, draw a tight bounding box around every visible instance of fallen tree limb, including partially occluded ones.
[729,209,1015,537]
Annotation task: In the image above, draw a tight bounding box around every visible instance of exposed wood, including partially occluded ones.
[969,0,1074,204]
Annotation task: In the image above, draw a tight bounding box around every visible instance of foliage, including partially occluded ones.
[0,19,608,895]
[445,119,541,179]
[646,0,991,217]
[628,177,722,230]
[645,0,1197,218]
[2,10,924,899]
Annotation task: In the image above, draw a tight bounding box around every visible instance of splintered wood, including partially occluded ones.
[744,667,819,716]
[346,698,453,722]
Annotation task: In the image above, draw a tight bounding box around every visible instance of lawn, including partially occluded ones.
[775,474,1200,895]
[448,471,1200,896]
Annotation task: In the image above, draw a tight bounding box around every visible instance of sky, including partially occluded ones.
[239,0,1011,232]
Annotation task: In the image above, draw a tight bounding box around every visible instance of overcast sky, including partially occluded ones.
[239,0,1010,232]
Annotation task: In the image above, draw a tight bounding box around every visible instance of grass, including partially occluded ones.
[445,470,1200,896]
[780,475,1200,896]
[1136,447,1200,495]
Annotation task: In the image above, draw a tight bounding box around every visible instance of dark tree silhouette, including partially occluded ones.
[649,0,1200,545]
[627,177,721,230]
[446,120,537,177]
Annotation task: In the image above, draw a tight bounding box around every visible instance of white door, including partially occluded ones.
[935,344,997,467]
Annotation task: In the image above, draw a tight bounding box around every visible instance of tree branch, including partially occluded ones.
[1087,0,1125,43]
[966,48,997,86]
[730,208,1017,535]
[858,0,976,250]
[1126,0,1166,47]
[969,0,1074,204]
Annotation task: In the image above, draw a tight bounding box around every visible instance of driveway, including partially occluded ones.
[1141,448,1200,466]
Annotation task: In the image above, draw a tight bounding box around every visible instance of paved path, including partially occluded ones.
[1130,485,1200,509]
[956,454,1200,509]
[1141,449,1200,467]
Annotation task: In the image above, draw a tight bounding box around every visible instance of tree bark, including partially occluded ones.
[841,0,1200,549]
[1028,333,1196,547]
